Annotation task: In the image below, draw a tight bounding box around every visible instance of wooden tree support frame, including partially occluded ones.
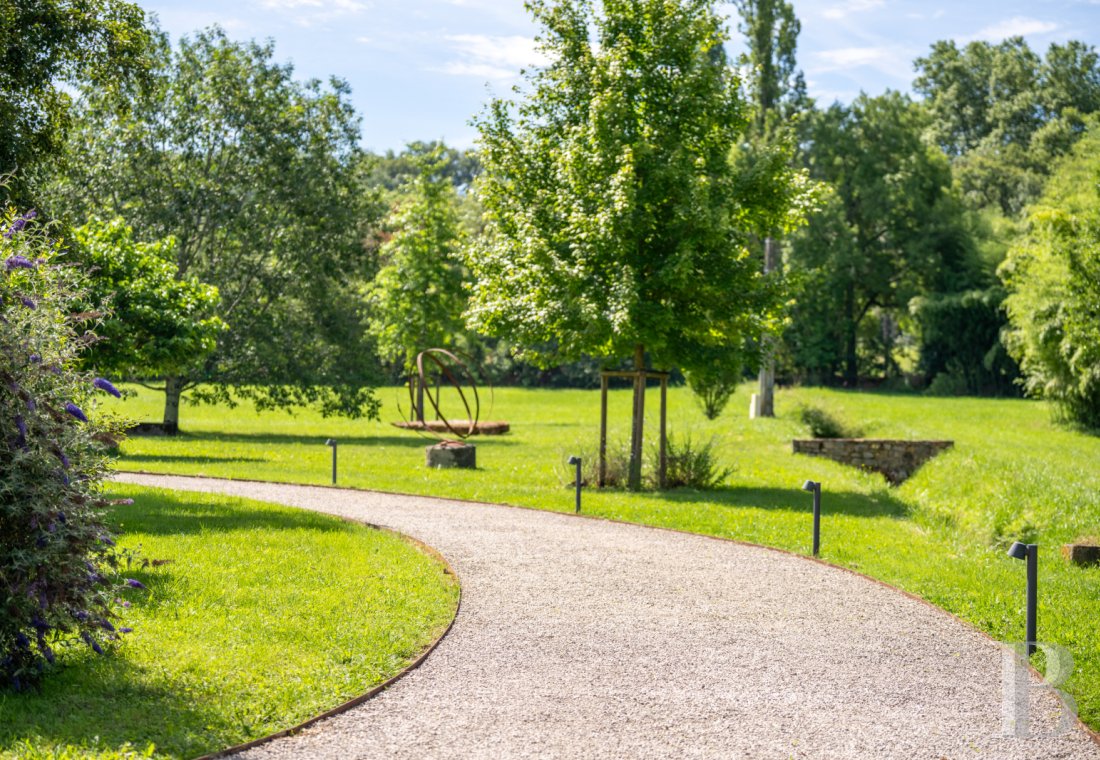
[599,369,669,489]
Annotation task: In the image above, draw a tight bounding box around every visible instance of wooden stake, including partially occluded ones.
[629,344,645,491]
[659,375,668,489]
[599,373,608,488]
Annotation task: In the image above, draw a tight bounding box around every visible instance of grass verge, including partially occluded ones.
[0,485,459,760]
[103,383,1100,731]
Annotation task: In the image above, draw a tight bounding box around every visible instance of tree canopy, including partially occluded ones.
[366,144,470,371]
[467,0,803,376]
[71,217,224,383]
[49,27,383,430]
[785,92,974,382]
[0,0,152,208]
[734,0,806,139]
[1002,117,1100,426]
[915,38,1100,215]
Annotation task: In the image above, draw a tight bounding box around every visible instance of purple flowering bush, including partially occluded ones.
[0,208,132,689]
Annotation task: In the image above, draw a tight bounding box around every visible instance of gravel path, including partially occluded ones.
[115,473,1099,759]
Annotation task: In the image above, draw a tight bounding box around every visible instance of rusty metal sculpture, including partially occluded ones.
[401,348,481,440]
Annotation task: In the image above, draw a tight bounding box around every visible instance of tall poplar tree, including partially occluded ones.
[734,0,806,417]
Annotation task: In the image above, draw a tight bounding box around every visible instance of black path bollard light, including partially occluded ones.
[325,438,338,485]
[802,480,822,556]
[568,456,582,513]
[1007,541,1038,655]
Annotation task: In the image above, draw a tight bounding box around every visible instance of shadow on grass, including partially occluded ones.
[645,484,910,518]
[103,488,348,537]
[159,431,518,448]
[122,453,268,465]
[0,659,229,759]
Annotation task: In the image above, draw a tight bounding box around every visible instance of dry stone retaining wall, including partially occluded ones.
[792,439,954,485]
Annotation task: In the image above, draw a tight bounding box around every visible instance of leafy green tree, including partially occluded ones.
[915,38,1100,216]
[786,92,974,383]
[49,28,382,432]
[71,217,225,396]
[366,145,470,418]
[1,207,133,688]
[468,0,803,487]
[1001,118,1100,427]
[0,0,152,208]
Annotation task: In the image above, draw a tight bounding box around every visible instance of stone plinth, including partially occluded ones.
[426,442,476,469]
[1062,544,1100,567]
[792,438,953,486]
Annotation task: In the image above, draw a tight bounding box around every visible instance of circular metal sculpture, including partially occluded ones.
[404,348,481,441]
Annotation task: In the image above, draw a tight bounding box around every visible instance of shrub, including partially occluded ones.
[799,405,863,438]
[568,433,734,491]
[570,439,632,489]
[926,369,971,397]
[1,208,132,689]
[657,433,734,490]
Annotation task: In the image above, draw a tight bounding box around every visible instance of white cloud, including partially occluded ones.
[813,46,894,70]
[439,62,519,80]
[149,9,250,37]
[970,16,1059,41]
[906,9,946,21]
[807,45,916,83]
[822,0,884,21]
[437,34,550,81]
[254,0,369,26]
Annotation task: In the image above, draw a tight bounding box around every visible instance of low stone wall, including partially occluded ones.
[792,439,954,486]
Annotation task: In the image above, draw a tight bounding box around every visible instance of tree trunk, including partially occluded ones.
[162,377,183,436]
[628,344,646,491]
[756,236,780,417]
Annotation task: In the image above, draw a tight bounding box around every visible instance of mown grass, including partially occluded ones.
[103,383,1100,730]
[0,486,459,760]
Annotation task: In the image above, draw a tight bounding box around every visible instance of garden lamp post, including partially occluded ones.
[1007,541,1038,655]
[325,438,338,485]
[802,480,822,556]
[568,456,582,513]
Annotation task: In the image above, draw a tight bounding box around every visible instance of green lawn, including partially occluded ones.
[103,383,1100,730]
[0,486,459,760]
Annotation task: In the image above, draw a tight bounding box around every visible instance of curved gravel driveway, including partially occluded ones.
[115,473,1099,759]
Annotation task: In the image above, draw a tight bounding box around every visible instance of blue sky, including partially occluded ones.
[141,0,1100,153]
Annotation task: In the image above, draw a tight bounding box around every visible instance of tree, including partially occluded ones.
[1,207,133,688]
[915,38,1100,216]
[908,287,1018,395]
[734,0,806,138]
[71,217,225,385]
[733,0,807,417]
[0,0,152,208]
[468,0,802,488]
[786,92,973,383]
[1001,118,1100,427]
[49,28,383,432]
[363,141,480,193]
[366,145,470,418]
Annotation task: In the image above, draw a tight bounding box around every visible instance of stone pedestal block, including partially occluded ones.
[426,442,476,469]
[1062,544,1100,567]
